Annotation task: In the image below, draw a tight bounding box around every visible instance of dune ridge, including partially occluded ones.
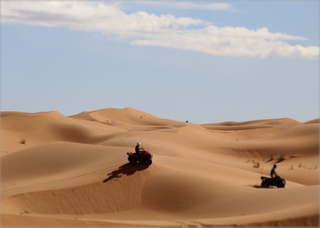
[1,108,319,227]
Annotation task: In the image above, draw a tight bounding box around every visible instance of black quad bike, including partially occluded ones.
[126,150,153,166]
[260,176,286,188]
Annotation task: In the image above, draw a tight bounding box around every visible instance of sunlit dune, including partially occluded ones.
[1,108,319,227]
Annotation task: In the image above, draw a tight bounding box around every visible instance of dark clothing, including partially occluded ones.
[135,145,141,154]
[135,145,143,160]
[270,167,277,178]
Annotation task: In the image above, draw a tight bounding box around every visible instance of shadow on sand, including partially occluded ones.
[253,185,263,188]
[103,163,149,183]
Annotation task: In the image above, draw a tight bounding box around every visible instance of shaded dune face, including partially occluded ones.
[3,163,156,214]
[1,108,319,226]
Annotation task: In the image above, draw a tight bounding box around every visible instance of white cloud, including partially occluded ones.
[130,28,318,58]
[1,2,319,59]
[129,1,234,11]
[174,2,233,11]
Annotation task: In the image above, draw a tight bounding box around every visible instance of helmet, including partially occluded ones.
[136,142,141,146]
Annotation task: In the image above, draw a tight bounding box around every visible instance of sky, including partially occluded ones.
[1,1,319,124]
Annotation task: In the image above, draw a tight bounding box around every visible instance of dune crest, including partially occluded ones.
[1,110,65,131]
[1,108,319,227]
[70,107,185,127]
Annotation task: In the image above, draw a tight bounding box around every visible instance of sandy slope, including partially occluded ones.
[1,108,319,227]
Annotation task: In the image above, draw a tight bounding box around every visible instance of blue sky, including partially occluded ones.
[1,1,319,123]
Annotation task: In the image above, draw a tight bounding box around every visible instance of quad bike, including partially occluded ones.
[261,176,286,188]
[126,150,153,166]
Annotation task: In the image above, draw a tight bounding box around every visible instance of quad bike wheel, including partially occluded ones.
[277,179,286,188]
[261,182,269,188]
[145,158,152,166]
[129,157,138,165]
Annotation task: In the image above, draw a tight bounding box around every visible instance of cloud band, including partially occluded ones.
[2,2,319,59]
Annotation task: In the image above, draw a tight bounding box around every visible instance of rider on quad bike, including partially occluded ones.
[135,142,144,161]
[270,163,278,178]
[127,142,153,165]
[260,163,286,188]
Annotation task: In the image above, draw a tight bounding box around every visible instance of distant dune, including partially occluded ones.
[1,108,319,227]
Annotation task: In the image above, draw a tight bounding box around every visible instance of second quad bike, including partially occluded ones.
[261,176,286,188]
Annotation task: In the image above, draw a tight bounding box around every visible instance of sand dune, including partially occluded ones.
[1,108,319,227]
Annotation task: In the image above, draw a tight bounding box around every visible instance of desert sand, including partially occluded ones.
[1,107,319,227]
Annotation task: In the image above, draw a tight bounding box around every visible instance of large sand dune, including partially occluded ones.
[1,108,319,227]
